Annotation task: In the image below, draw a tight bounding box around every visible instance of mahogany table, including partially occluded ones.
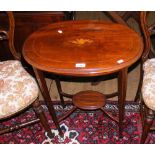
[23,20,143,137]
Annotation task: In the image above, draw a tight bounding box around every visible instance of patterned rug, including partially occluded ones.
[0,101,155,144]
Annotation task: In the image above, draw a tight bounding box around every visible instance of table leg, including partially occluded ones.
[55,77,65,107]
[118,68,127,138]
[33,67,63,136]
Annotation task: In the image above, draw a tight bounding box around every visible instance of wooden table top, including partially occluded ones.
[23,20,143,76]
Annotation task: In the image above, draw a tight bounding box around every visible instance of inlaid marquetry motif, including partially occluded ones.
[70,38,93,46]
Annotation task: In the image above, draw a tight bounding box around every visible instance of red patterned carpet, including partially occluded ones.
[0,101,155,144]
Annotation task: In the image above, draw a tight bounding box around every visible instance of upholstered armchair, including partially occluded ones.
[139,11,155,143]
[0,12,54,138]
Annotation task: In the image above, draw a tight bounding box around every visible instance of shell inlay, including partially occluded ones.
[70,38,93,46]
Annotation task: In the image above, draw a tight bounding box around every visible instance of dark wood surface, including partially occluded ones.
[23,20,143,77]
[73,90,105,110]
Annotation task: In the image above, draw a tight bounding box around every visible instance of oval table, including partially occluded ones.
[23,20,143,138]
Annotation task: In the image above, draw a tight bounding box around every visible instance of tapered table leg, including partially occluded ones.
[33,98,53,138]
[33,67,63,136]
[118,68,128,138]
[55,77,65,107]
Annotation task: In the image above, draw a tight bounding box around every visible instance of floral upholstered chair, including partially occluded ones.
[138,12,155,143]
[0,12,53,138]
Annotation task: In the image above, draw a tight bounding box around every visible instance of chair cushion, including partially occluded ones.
[142,58,155,110]
[0,60,39,119]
